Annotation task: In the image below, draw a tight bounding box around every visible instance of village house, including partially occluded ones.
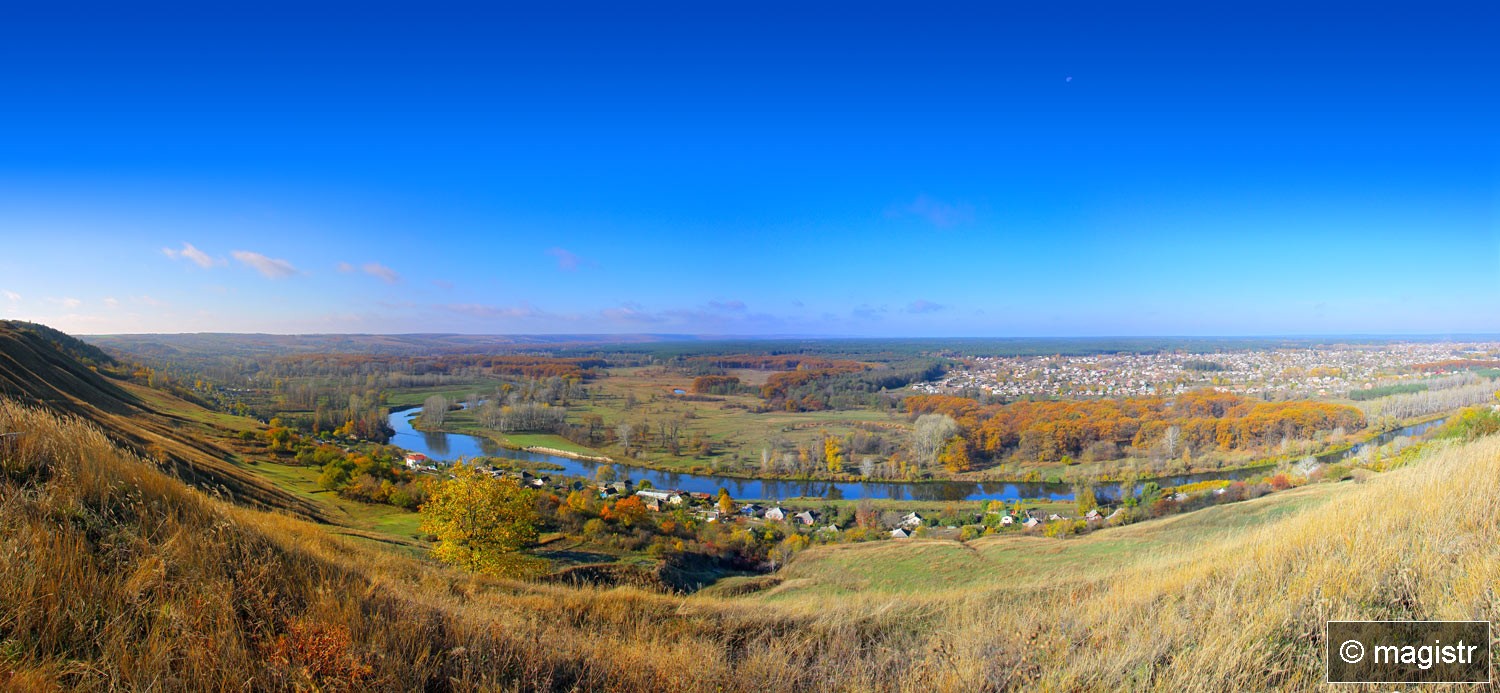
[764,507,788,521]
[1023,517,1040,529]
[636,489,674,503]
[999,514,1014,526]
[890,527,910,539]
[1085,509,1103,522]
[900,512,924,529]
[793,510,819,526]
[403,453,427,469]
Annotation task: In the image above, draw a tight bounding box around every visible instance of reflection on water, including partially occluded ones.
[388,407,1447,503]
[420,429,450,458]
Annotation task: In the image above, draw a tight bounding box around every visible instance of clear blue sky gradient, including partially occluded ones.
[1,1,1495,336]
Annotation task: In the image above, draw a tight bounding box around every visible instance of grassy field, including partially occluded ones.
[432,409,602,455]
[230,457,428,544]
[763,481,1345,600]
[125,381,262,433]
[565,366,906,473]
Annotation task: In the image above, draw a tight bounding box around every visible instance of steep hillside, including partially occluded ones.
[0,320,331,522]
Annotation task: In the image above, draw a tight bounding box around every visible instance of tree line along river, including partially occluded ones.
[388,406,1445,503]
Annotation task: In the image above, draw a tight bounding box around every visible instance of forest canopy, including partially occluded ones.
[905,389,1366,464]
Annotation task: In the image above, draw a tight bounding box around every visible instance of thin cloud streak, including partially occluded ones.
[362,262,401,284]
[162,242,222,268]
[232,250,300,279]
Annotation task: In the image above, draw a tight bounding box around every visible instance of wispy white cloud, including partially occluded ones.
[852,304,888,320]
[59,297,83,309]
[547,247,583,271]
[103,297,120,308]
[232,250,300,279]
[431,279,455,290]
[906,299,945,314]
[362,262,401,284]
[162,242,223,268]
[335,261,355,273]
[2,290,18,303]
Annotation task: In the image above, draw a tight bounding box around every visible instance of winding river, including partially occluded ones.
[388,406,1445,503]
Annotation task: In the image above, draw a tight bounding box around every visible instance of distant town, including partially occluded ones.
[914,342,1500,400]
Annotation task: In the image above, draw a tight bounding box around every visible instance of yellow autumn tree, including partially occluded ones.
[937,435,971,473]
[824,435,845,473]
[420,462,543,577]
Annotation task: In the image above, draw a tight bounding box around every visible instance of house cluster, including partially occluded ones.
[876,507,1128,540]
[911,342,1498,400]
[732,504,825,527]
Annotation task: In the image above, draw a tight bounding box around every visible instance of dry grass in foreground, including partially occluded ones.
[3,396,1500,691]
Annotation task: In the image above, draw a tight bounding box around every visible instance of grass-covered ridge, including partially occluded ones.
[0,320,333,521]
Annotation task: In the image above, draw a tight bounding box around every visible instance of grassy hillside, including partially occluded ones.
[7,322,1500,688]
[6,390,1500,689]
[0,399,938,691]
[0,320,332,522]
[764,481,1345,599]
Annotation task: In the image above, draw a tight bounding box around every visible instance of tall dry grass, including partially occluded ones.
[0,400,936,691]
[3,396,1499,691]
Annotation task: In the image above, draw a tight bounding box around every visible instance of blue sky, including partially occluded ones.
[0,1,1495,336]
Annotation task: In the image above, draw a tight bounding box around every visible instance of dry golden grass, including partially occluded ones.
[4,395,1500,691]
